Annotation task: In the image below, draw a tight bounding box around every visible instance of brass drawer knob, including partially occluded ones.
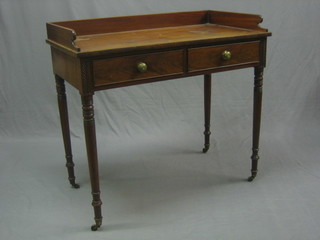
[137,62,148,73]
[221,50,232,61]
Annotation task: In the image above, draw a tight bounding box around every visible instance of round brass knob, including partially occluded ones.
[221,50,232,61]
[137,62,148,73]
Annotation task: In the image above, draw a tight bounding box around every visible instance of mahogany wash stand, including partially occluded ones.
[46,10,271,230]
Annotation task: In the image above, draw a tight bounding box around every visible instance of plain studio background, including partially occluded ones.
[1,0,320,239]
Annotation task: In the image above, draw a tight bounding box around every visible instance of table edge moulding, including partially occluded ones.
[46,10,271,231]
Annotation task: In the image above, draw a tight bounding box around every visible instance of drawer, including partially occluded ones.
[188,42,260,72]
[93,50,183,86]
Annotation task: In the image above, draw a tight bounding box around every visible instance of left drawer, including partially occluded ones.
[93,50,184,86]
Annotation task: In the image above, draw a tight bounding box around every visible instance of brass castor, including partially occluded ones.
[91,219,102,231]
[202,145,210,153]
[69,178,80,189]
[247,176,255,182]
[91,224,101,231]
[247,172,257,182]
[71,183,80,189]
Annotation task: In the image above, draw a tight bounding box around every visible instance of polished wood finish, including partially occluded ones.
[72,24,266,56]
[203,74,212,153]
[51,49,81,91]
[46,10,271,230]
[248,66,264,182]
[55,75,79,189]
[53,11,209,36]
[207,11,267,31]
[93,50,184,86]
[188,41,260,72]
[81,95,103,230]
[46,10,270,56]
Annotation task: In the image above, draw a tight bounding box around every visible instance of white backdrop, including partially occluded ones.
[1,0,320,239]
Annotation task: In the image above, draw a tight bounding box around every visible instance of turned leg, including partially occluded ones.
[248,67,264,182]
[55,75,79,188]
[203,74,212,153]
[81,94,103,231]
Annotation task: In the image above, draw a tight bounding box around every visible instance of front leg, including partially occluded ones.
[248,67,264,182]
[81,94,103,230]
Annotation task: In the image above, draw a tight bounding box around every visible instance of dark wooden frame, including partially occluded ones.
[46,10,271,231]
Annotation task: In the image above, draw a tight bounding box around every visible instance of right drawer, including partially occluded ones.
[188,42,260,72]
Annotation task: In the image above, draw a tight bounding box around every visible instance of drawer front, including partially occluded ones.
[93,50,183,86]
[188,42,260,72]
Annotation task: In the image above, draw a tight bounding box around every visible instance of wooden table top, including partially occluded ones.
[75,24,269,55]
[46,10,271,57]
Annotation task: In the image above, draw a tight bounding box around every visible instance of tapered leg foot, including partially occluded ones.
[248,148,259,182]
[66,161,79,188]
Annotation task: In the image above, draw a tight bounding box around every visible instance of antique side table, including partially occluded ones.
[46,10,271,230]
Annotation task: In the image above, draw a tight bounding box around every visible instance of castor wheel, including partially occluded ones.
[247,172,257,182]
[91,219,102,231]
[202,145,210,153]
[247,176,255,182]
[71,183,80,189]
[69,178,80,189]
[91,224,100,231]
